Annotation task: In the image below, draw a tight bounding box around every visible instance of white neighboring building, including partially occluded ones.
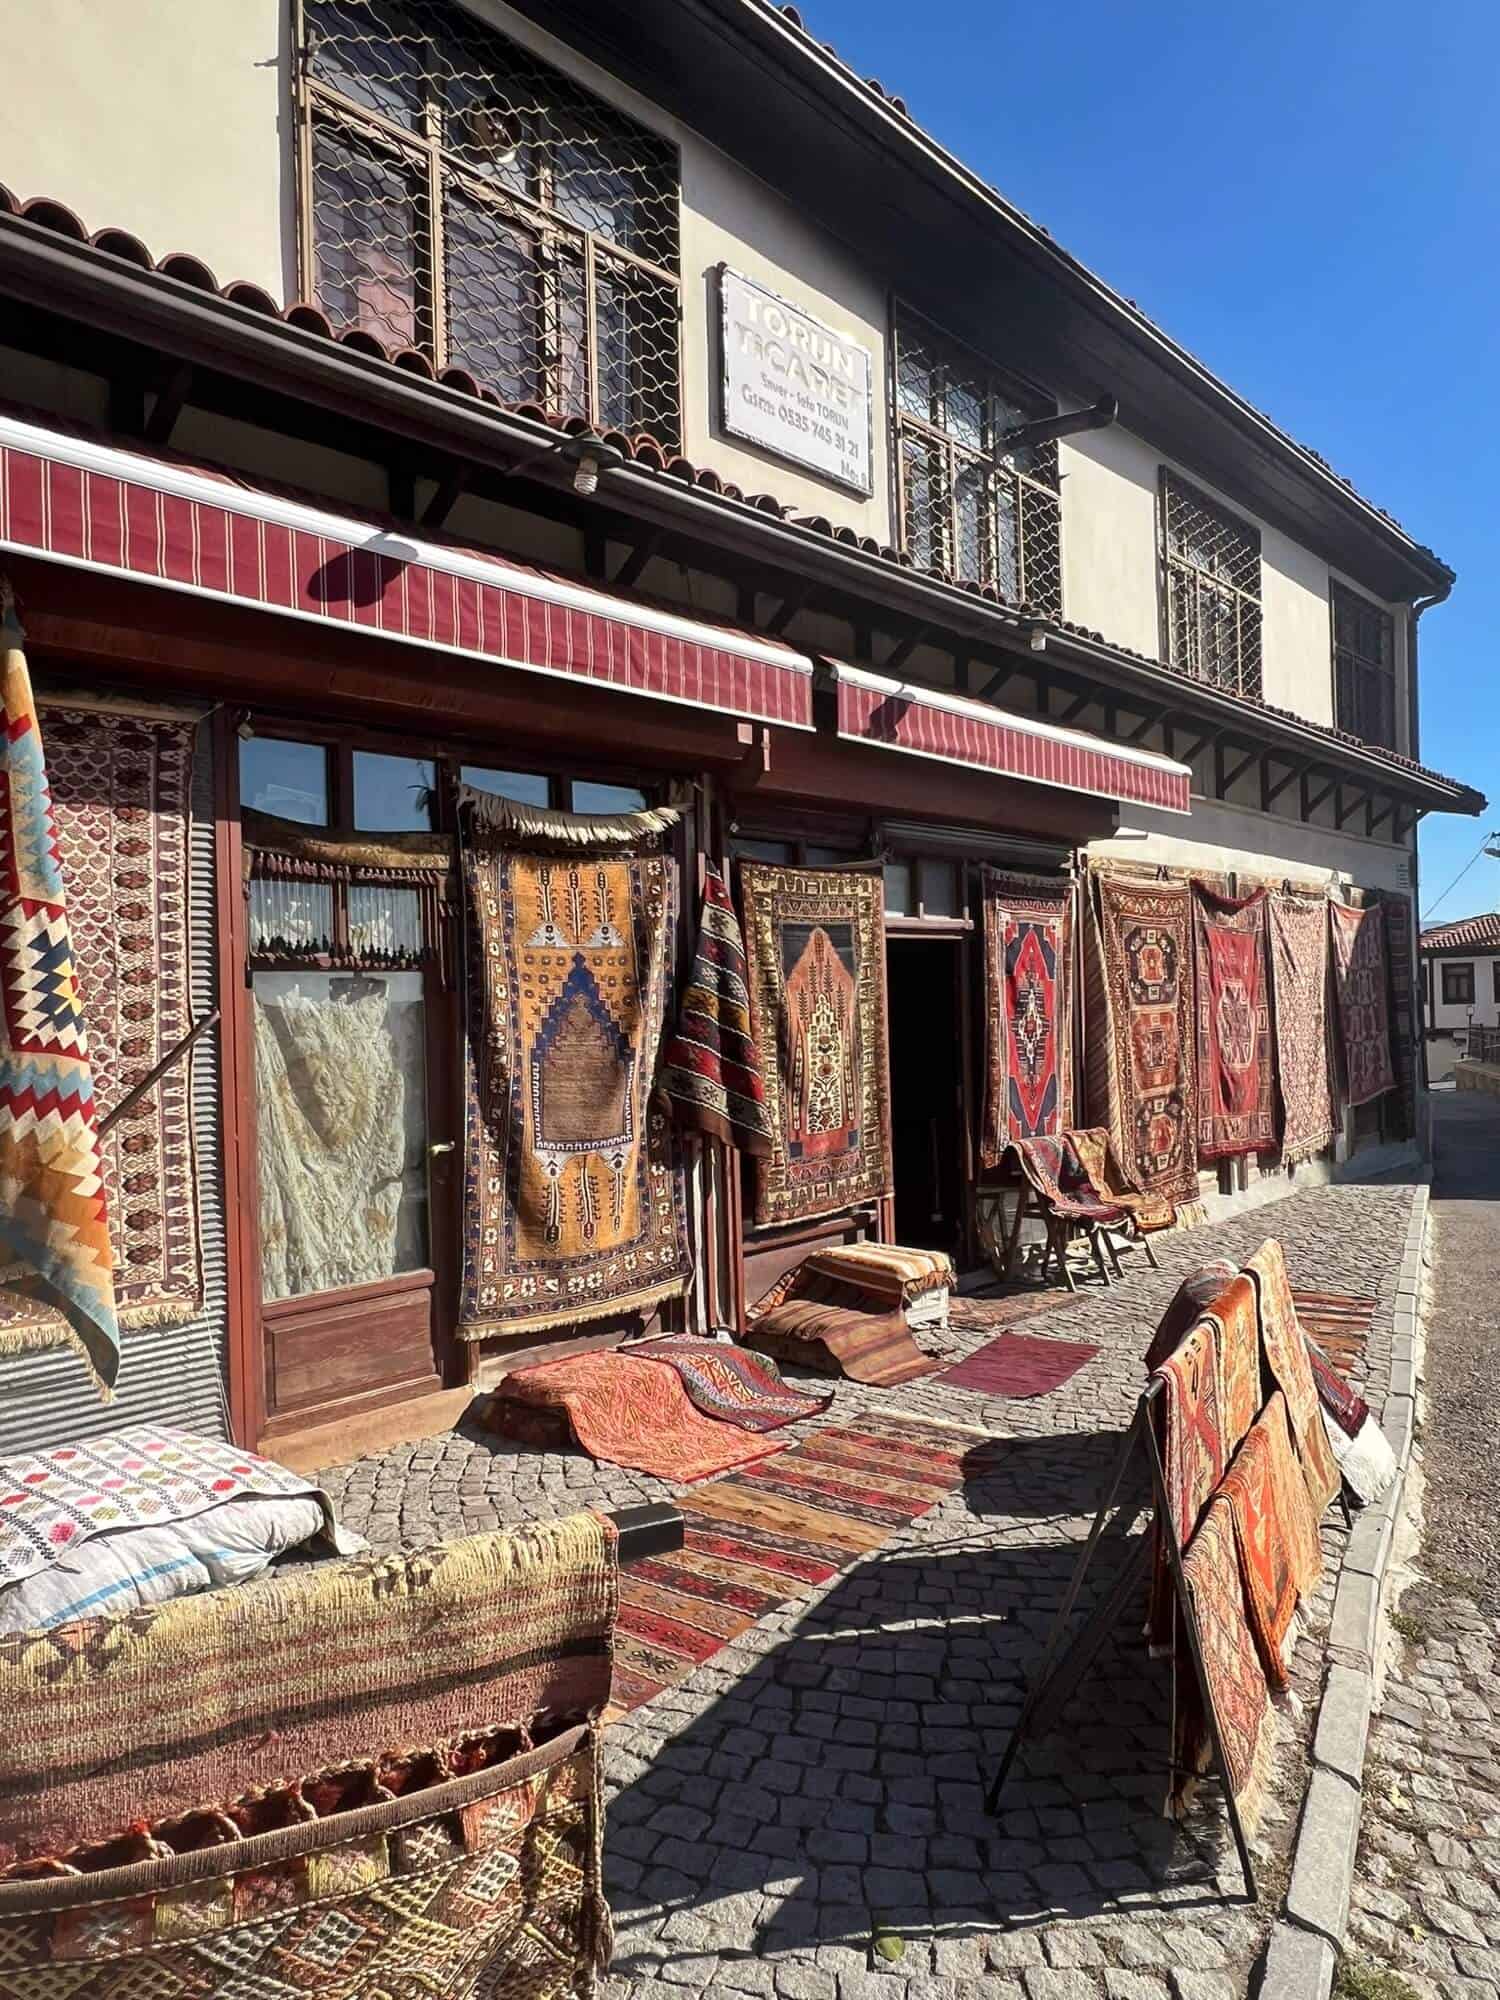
[1421,913,1500,1080]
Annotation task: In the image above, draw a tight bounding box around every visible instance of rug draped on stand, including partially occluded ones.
[1086,872,1199,1217]
[1068,1126,1176,1233]
[657,861,773,1155]
[0,623,124,1393]
[1328,899,1396,1108]
[457,790,690,1340]
[1267,891,1336,1164]
[939,1330,1099,1397]
[1246,1240,1342,1515]
[1171,1495,1276,1840]
[738,863,892,1227]
[1147,1318,1225,1654]
[978,869,1074,1168]
[485,1349,788,1483]
[1190,883,1276,1161]
[1204,1272,1264,1457]
[609,1412,992,1714]
[1217,1390,1323,1688]
[624,1334,831,1432]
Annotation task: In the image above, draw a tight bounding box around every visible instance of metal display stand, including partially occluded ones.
[986,1381,1263,1899]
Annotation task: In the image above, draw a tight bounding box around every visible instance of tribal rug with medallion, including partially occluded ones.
[978,869,1074,1168]
[610,1411,993,1714]
[458,791,690,1340]
[1267,891,1336,1164]
[1190,882,1275,1161]
[1329,899,1397,1108]
[1087,872,1199,1216]
[738,863,893,1228]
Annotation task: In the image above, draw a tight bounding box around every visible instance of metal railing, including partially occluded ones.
[1464,1024,1500,1066]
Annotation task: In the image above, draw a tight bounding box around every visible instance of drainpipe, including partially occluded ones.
[1407,577,1454,1109]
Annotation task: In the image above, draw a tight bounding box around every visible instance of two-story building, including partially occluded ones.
[0,0,1482,1465]
[1421,912,1500,1080]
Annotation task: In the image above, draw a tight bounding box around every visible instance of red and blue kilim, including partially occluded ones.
[0,603,117,1392]
[658,863,773,1155]
[978,871,1074,1169]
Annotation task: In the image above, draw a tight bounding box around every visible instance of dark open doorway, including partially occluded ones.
[885,936,966,1255]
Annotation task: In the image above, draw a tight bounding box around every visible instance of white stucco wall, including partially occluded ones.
[1427,953,1500,1033]
[1088,794,1414,896]
[1058,425,1162,659]
[2,0,291,298]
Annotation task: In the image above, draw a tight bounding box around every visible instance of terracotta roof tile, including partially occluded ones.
[1420,913,1500,952]
[0,182,1480,809]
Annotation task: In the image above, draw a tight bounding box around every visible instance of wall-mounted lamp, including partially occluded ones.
[559,432,627,497]
[1000,393,1118,458]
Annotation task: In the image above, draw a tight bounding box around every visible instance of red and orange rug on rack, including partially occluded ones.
[609,1411,995,1716]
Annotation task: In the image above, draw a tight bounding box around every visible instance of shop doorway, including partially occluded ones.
[885,936,968,1256]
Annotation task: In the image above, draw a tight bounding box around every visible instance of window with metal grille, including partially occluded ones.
[892,309,1062,614]
[297,0,682,446]
[1160,470,1263,698]
[1331,579,1397,751]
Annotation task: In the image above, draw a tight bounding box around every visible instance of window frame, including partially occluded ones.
[1441,960,1475,1007]
[889,303,1063,614]
[294,0,682,443]
[1330,577,1398,752]
[1159,467,1264,700]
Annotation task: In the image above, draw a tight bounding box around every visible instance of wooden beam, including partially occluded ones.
[387,460,416,521]
[952,653,971,693]
[611,528,664,594]
[1367,796,1395,839]
[737,583,757,629]
[1121,707,1165,747]
[882,623,930,675]
[1303,772,1337,818]
[1220,746,1258,795]
[979,664,1022,703]
[1335,785,1367,829]
[1056,688,1092,725]
[766,580,814,637]
[582,524,607,582]
[108,371,146,439]
[1174,727,1216,768]
[421,461,468,531]
[1262,759,1304,811]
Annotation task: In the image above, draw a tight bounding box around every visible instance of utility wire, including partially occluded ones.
[1421,831,1500,924]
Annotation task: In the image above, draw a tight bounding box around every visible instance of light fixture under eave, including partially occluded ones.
[560,432,627,497]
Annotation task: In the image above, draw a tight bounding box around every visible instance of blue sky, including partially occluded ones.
[806,0,1500,920]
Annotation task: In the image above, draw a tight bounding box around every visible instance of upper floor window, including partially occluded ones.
[1161,470,1262,699]
[298,0,682,446]
[1331,579,1397,752]
[892,309,1062,615]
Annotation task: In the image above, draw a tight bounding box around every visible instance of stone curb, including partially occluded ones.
[1254,1174,1431,2000]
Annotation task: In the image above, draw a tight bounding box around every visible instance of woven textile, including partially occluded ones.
[626,1335,830,1432]
[1205,1273,1264,1460]
[1143,1261,1238,1376]
[1068,1126,1175,1232]
[0,1426,345,1593]
[1219,1391,1323,1688]
[1088,874,1198,1213]
[739,864,892,1227]
[658,862,773,1155]
[978,870,1074,1167]
[1299,1312,1397,1506]
[610,1412,990,1713]
[1008,1135,1128,1223]
[747,1298,937,1387]
[1191,884,1275,1160]
[487,1349,788,1483]
[1173,1495,1276,1839]
[1147,1318,1225,1654]
[1246,1240,1341,1517]
[458,814,689,1338]
[1329,901,1396,1107]
[1381,891,1418,1140]
[1267,892,1336,1164]
[0,1512,617,1868]
[939,1331,1098,1397]
[0,633,120,1392]
[796,1242,955,1306]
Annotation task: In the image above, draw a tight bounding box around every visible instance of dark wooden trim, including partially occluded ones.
[1335,784,1367,829]
[145,361,193,446]
[612,527,664,593]
[1304,771,1338,818]
[1219,746,1258,794]
[1262,758,1304,811]
[421,460,468,530]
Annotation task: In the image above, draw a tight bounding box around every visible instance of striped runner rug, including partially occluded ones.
[1291,1289,1376,1393]
[609,1411,995,1717]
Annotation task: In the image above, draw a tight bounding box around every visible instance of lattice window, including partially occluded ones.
[892,309,1062,615]
[297,0,682,446]
[1161,470,1262,698]
[1331,578,1397,751]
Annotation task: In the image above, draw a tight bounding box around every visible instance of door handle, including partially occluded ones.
[428,1141,455,1157]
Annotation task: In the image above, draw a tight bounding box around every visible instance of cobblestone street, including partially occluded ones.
[1345,1093,1500,2000]
[321,1174,1420,1999]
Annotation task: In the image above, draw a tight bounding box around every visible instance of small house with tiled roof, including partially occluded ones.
[1421,912,1500,1077]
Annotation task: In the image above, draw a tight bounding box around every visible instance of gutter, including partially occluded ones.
[0,215,1478,819]
[1404,579,1454,1092]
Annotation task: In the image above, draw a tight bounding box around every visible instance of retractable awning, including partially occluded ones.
[832,661,1193,815]
[0,411,815,730]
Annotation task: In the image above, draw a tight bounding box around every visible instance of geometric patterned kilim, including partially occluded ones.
[0,607,117,1392]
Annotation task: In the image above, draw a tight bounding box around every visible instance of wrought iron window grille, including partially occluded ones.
[891,307,1063,616]
[296,0,682,448]
[1331,577,1397,752]
[1160,469,1263,700]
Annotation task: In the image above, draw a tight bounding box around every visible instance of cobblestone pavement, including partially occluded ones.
[1346,1094,1500,2000]
[321,1176,1419,2000]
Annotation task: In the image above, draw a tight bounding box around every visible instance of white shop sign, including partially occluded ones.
[718,267,873,495]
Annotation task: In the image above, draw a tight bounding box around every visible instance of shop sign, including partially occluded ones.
[718,267,873,494]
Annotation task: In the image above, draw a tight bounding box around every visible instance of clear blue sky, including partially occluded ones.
[806,0,1500,921]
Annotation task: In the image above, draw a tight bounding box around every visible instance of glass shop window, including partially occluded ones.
[240,737,330,825]
[353,751,436,831]
[461,764,552,807]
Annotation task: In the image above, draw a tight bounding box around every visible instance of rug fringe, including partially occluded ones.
[459,1277,689,1343]
[0,1320,114,1401]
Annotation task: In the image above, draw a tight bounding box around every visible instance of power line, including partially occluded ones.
[1421,832,1500,925]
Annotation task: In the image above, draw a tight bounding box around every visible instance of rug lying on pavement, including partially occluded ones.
[1293,1291,1396,1504]
[624,1335,832,1432]
[947,1290,1061,1335]
[485,1350,789,1484]
[939,1330,1099,1397]
[609,1412,993,1715]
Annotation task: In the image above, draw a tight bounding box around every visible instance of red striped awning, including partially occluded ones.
[834,663,1192,815]
[0,411,815,731]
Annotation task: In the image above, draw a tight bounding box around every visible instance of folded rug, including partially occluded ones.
[625,1335,831,1433]
[1069,1126,1177,1233]
[611,1412,992,1714]
[940,1330,1099,1397]
[487,1350,789,1484]
[1246,1241,1341,1517]
[797,1242,955,1306]
[1146,1316,1225,1656]
[1304,1337,1397,1506]
[1217,1390,1323,1689]
[1143,1261,1238,1375]
[747,1299,937,1387]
